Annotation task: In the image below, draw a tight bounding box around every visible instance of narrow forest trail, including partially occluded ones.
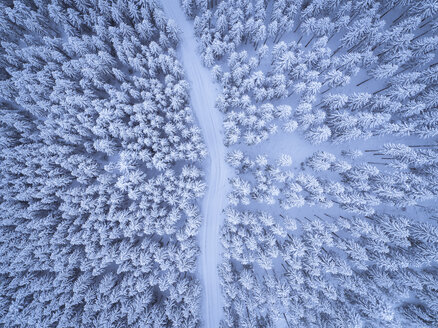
[160,2,230,327]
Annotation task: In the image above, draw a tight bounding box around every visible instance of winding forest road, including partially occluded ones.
[160,2,229,327]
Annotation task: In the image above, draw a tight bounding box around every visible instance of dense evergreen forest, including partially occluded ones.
[0,0,206,326]
[181,0,438,327]
[1,0,438,327]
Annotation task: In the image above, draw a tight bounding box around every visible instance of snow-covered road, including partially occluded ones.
[160,2,229,327]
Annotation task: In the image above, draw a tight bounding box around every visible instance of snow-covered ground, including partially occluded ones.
[160,2,231,327]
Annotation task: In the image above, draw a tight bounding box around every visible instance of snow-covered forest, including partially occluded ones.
[1,0,438,327]
[0,0,206,326]
[182,0,438,327]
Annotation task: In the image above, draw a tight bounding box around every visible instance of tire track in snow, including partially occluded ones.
[160,2,231,327]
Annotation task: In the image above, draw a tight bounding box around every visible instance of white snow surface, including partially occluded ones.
[160,2,231,327]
